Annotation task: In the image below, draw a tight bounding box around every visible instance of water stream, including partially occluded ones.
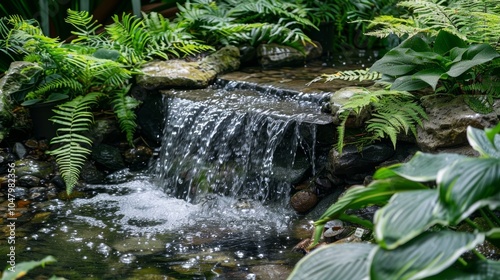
[11,80,333,279]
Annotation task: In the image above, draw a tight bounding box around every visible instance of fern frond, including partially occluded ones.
[308,69,382,85]
[26,76,83,100]
[46,92,101,194]
[335,89,426,152]
[112,85,140,146]
[65,9,103,45]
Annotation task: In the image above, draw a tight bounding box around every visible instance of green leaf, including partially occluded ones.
[467,126,500,158]
[288,243,374,280]
[399,34,431,52]
[1,256,56,280]
[439,158,500,224]
[485,123,500,145]
[426,260,500,280]
[433,30,466,55]
[370,48,419,76]
[311,178,427,246]
[447,44,500,77]
[411,68,445,90]
[374,152,466,182]
[370,231,484,280]
[391,76,430,91]
[375,189,448,249]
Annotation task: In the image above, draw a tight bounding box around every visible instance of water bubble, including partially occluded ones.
[97,243,112,257]
[119,253,137,264]
[246,273,257,280]
[235,251,245,258]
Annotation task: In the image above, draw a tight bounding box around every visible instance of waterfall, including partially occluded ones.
[152,82,332,205]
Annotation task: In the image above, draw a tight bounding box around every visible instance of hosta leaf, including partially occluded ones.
[438,158,500,224]
[374,152,466,181]
[391,75,430,91]
[288,243,374,280]
[433,30,466,55]
[411,68,445,90]
[375,189,447,249]
[1,256,56,280]
[311,178,427,246]
[426,260,500,280]
[467,126,500,158]
[370,48,419,76]
[370,231,484,280]
[447,44,500,77]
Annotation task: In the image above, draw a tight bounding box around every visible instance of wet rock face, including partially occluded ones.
[328,143,395,175]
[123,146,153,171]
[137,46,241,89]
[15,159,54,179]
[417,95,500,151]
[91,144,126,172]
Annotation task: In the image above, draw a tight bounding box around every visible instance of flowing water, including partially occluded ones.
[8,79,336,279]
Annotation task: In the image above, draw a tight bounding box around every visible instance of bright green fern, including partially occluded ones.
[46,93,101,194]
[112,85,140,146]
[336,90,427,153]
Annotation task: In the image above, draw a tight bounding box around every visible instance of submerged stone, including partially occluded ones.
[15,159,54,179]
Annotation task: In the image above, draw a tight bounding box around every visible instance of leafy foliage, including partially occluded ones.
[1,256,60,280]
[334,89,427,153]
[46,93,100,193]
[308,69,382,83]
[174,0,315,51]
[370,30,500,112]
[290,124,500,279]
[112,85,140,146]
[365,0,500,51]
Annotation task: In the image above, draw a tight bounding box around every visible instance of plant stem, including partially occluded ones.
[472,249,487,261]
[485,208,500,226]
[457,257,468,266]
[464,218,481,230]
[480,208,495,229]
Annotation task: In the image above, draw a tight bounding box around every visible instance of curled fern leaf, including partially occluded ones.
[46,93,101,194]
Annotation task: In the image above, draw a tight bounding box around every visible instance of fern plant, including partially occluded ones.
[334,89,427,153]
[174,0,316,51]
[364,0,500,51]
[46,93,101,194]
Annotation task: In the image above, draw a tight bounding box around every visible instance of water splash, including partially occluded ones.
[152,83,330,204]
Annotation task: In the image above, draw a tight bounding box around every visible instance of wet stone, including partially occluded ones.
[328,143,395,175]
[12,187,28,199]
[18,175,41,188]
[123,146,153,171]
[91,144,126,171]
[29,187,47,202]
[15,159,54,179]
[13,142,27,159]
[24,139,39,149]
[290,190,318,213]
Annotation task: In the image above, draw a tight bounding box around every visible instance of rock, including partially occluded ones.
[137,46,240,89]
[250,264,293,280]
[328,143,395,175]
[417,95,499,151]
[290,190,318,213]
[15,159,54,179]
[87,119,120,145]
[257,43,306,68]
[13,142,27,159]
[112,236,165,256]
[24,139,39,149]
[29,186,47,201]
[123,146,153,171]
[18,175,41,188]
[330,87,371,127]
[135,90,164,145]
[91,144,126,172]
[0,62,43,143]
[0,150,15,174]
[12,186,28,199]
[80,161,105,184]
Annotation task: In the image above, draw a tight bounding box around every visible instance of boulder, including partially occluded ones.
[136,46,240,89]
[328,143,395,175]
[417,95,499,151]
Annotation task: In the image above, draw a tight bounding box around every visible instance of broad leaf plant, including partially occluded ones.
[289,123,500,279]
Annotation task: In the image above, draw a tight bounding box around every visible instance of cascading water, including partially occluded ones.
[152,80,332,206]
[12,80,334,279]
